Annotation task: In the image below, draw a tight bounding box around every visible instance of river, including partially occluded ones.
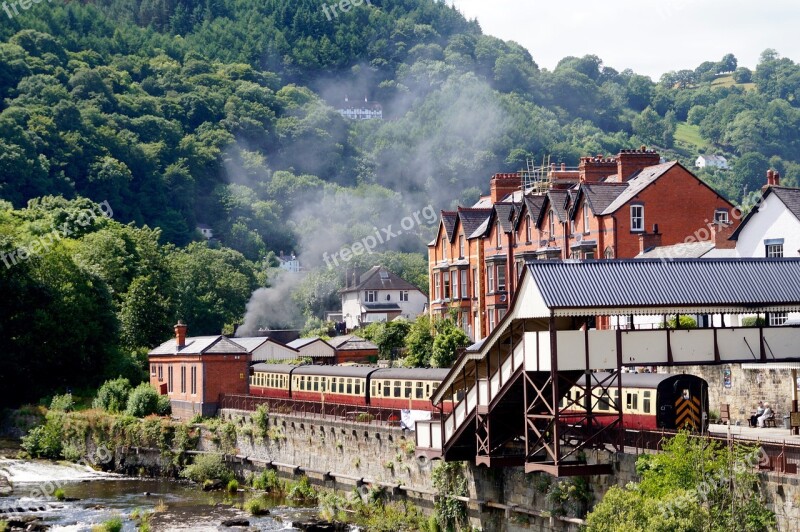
[0,445,333,531]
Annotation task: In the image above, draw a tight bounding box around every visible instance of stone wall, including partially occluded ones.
[667,364,798,424]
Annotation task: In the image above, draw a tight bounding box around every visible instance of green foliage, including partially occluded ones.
[251,469,283,492]
[251,405,270,440]
[431,462,468,531]
[91,516,123,532]
[54,488,65,501]
[404,314,435,367]
[156,394,172,416]
[243,495,272,516]
[742,316,767,327]
[50,394,75,412]
[287,476,318,503]
[431,322,471,368]
[545,477,592,518]
[180,453,233,484]
[125,384,161,418]
[226,479,239,493]
[21,412,64,459]
[360,319,411,360]
[584,432,776,532]
[93,378,132,414]
[663,316,698,329]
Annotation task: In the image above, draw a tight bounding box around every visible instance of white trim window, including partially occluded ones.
[769,312,788,326]
[549,210,556,237]
[630,205,644,232]
[583,201,590,233]
[459,235,465,258]
[714,209,729,224]
[487,266,495,293]
[365,290,378,303]
[399,290,409,302]
[526,215,532,242]
[472,268,478,299]
[496,221,502,248]
[497,264,506,292]
[766,243,784,257]
[451,270,458,299]
[460,269,468,299]
[434,273,441,300]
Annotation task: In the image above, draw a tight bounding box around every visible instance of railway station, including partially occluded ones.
[416,258,800,476]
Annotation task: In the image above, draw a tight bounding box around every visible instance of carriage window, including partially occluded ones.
[384,381,391,396]
[613,389,620,409]
[426,384,432,398]
[313,376,319,392]
[394,381,402,397]
[347,378,353,395]
[626,392,638,411]
[643,391,651,413]
[405,382,412,398]
[371,382,377,397]
[416,382,424,399]
[598,391,610,411]
[355,380,361,395]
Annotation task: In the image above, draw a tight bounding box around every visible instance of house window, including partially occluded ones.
[460,269,468,299]
[167,366,173,393]
[769,312,788,326]
[549,210,555,237]
[400,290,409,302]
[459,235,465,258]
[714,209,729,224]
[496,221,502,248]
[584,251,595,260]
[442,237,447,260]
[766,243,784,257]
[583,201,590,233]
[472,268,478,298]
[604,246,614,259]
[443,273,451,299]
[180,366,186,394]
[487,266,495,293]
[498,308,507,321]
[488,311,496,332]
[451,270,458,299]
[150,364,156,376]
[158,365,163,381]
[630,205,644,232]
[526,215,532,242]
[365,290,377,302]
[434,273,441,300]
[497,264,506,292]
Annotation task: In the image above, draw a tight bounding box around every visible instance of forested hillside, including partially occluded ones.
[2,0,800,404]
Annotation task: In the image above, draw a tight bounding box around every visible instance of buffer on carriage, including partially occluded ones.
[415,258,800,477]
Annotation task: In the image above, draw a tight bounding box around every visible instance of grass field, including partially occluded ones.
[711,74,756,91]
[674,122,710,150]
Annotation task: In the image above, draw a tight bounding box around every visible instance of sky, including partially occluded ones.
[448,0,800,80]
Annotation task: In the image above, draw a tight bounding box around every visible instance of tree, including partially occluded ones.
[733,67,752,84]
[431,323,470,368]
[404,314,434,367]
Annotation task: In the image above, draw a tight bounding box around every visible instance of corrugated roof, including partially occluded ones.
[149,336,247,355]
[601,162,676,215]
[458,208,492,238]
[527,258,800,309]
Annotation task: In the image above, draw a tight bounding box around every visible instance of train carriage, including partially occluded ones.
[249,363,294,398]
[291,365,377,406]
[562,372,709,431]
[369,368,453,411]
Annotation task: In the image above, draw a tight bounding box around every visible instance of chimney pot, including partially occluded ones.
[561,163,566,171]
[774,171,781,186]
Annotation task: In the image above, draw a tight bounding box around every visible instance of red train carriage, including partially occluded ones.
[249,363,294,399]
[369,368,453,412]
[561,372,709,431]
[291,365,377,406]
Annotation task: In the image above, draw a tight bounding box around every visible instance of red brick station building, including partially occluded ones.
[429,147,739,341]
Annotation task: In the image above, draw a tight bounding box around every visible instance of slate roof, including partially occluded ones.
[636,241,716,259]
[149,336,247,356]
[600,162,676,215]
[327,335,379,351]
[526,258,800,309]
[441,211,458,241]
[287,337,326,349]
[546,190,570,222]
[579,182,628,215]
[731,186,800,240]
[522,195,546,225]
[233,336,297,353]
[494,202,517,233]
[340,265,420,293]
[457,208,492,237]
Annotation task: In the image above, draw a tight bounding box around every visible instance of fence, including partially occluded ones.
[219,394,439,427]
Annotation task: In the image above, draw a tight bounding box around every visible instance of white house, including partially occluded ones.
[286,337,335,363]
[277,251,301,273]
[337,96,383,121]
[695,155,729,170]
[340,265,428,330]
[232,336,299,363]
[196,224,214,239]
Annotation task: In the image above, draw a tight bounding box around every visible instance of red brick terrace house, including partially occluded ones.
[148,321,250,420]
[429,147,738,340]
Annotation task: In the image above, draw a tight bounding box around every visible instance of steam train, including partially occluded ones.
[249,364,455,412]
[249,364,708,430]
[561,372,709,431]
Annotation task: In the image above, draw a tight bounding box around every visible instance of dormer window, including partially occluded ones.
[583,201,590,233]
[496,221,502,248]
[549,210,555,238]
[526,215,532,242]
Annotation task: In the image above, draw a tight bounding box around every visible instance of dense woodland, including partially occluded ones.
[2,0,800,404]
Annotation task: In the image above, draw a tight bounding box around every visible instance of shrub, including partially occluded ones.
[227,479,239,493]
[21,414,64,459]
[91,516,122,532]
[180,453,233,484]
[54,488,65,501]
[93,378,132,413]
[287,476,317,503]
[251,469,282,492]
[156,394,171,416]
[243,496,271,516]
[50,393,75,412]
[125,384,160,418]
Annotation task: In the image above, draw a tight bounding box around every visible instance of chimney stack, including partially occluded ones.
[490,173,521,203]
[579,155,618,183]
[616,146,661,182]
[638,224,662,254]
[763,169,781,192]
[712,220,737,249]
[175,320,187,348]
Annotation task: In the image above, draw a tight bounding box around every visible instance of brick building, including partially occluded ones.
[429,147,738,340]
[148,321,250,420]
